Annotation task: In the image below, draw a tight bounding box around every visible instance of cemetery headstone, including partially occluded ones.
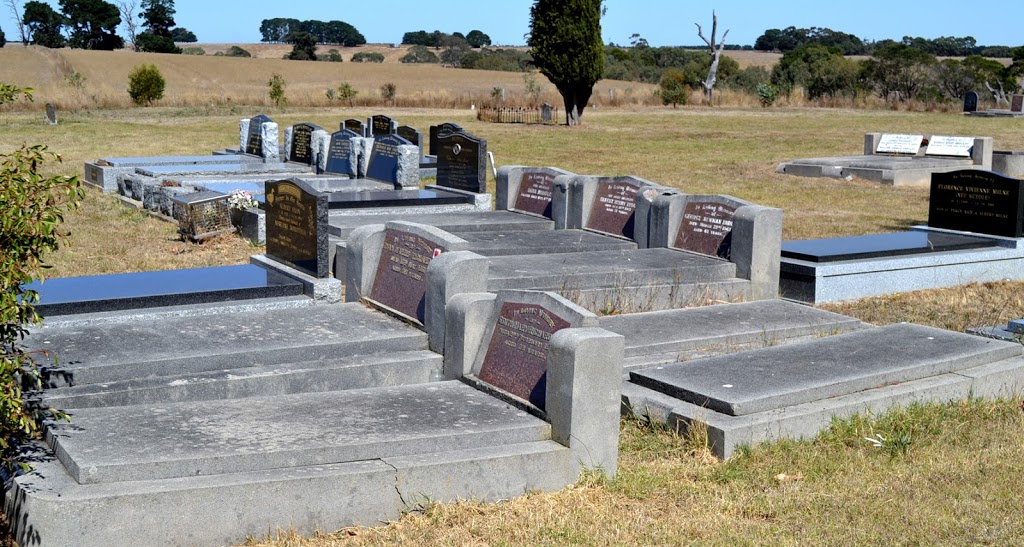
[45,103,57,125]
[245,114,272,156]
[514,171,557,218]
[474,292,597,410]
[366,133,415,185]
[876,133,924,155]
[585,179,645,239]
[324,129,360,176]
[370,114,397,136]
[265,178,329,277]
[397,125,424,162]
[925,136,974,157]
[963,91,978,113]
[1012,95,1024,113]
[289,123,321,164]
[429,122,463,156]
[436,131,487,193]
[343,119,366,137]
[929,170,1024,238]
[368,227,446,323]
[674,200,737,259]
[541,103,553,122]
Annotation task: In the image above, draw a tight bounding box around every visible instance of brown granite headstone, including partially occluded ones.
[1012,95,1023,113]
[513,172,556,218]
[477,302,571,410]
[368,228,445,323]
[585,181,640,239]
[674,201,738,259]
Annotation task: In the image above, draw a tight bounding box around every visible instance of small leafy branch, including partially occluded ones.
[1,143,83,473]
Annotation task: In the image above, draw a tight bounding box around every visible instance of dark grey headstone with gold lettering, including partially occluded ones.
[929,170,1024,237]
[288,123,321,164]
[343,119,366,137]
[436,131,487,194]
[369,114,397,137]
[397,125,423,162]
[265,178,329,277]
[429,122,463,156]
[245,114,272,156]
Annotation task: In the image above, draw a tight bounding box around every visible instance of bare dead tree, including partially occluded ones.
[695,11,729,106]
[985,81,1008,108]
[3,0,28,46]
[116,0,141,52]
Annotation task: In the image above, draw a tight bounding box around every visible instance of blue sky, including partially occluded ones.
[2,0,1022,47]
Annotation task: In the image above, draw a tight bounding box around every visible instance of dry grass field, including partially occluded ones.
[2,49,1024,546]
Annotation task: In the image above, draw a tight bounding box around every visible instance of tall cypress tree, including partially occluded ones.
[136,0,179,53]
[528,0,604,126]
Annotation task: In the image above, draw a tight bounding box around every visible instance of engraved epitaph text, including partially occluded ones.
[586,182,640,239]
[265,180,328,277]
[513,172,556,218]
[674,201,737,258]
[477,302,571,410]
[368,229,442,323]
[929,170,1024,237]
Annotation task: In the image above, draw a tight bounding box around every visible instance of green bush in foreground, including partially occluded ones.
[127,64,166,106]
[0,88,83,471]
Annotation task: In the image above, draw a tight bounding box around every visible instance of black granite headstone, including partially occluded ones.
[245,114,272,156]
[929,170,1024,238]
[674,201,737,259]
[477,301,571,410]
[585,180,643,240]
[366,133,413,184]
[324,129,360,176]
[369,114,396,137]
[396,125,421,148]
[429,122,463,156]
[368,228,444,324]
[782,231,1000,262]
[289,123,321,164]
[343,119,365,137]
[436,131,487,194]
[265,178,329,277]
[963,91,978,113]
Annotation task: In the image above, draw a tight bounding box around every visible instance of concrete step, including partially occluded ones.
[329,210,553,239]
[10,440,574,547]
[630,322,1023,417]
[39,350,443,409]
[46,381,550,485]
[26,302,428,388]
[600,300,867,358]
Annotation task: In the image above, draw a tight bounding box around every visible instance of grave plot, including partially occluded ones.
[781,169,1024,304]
[623,322,1024,458]
[777,132,994,185]
[9,290,622,547]
[84,154,263,193]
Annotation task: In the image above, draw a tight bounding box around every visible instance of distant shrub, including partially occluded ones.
[182,47,205,56]
[337,82,358,106]
[268,73,286,106]
[399,45,438,64]
[659,68,688,108]
[127,64,166,106]
[351,52,384,63]
[225,46,251,58]
[756,83,777,107]
[322,49,343,62]
[380,82,396,105]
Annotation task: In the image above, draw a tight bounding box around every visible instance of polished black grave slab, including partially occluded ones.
[327,188,474,209]
[25,264,304,316]
[781,231,1000,263]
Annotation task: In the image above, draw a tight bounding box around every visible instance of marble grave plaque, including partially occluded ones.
[876,133,923,155]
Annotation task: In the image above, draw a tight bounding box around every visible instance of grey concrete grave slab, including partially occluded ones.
[454,230,637,256]
[328,210,553,239]
[135,163,310,176]
[84,155,261,192]
[598,299,867,360]
[23,302,427,387]
[47,381,549,484]
[630,322,1023,416]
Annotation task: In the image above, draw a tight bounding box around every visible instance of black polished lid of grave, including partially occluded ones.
[25,264,304,316]
[781,231,1000,263]
[327,188,474,209]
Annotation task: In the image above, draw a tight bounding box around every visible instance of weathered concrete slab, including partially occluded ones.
[24,303,428,387]
[631,323,1022,416]
[48,381,548,484]
[329,211,553,239]
[599,300,866,358]
[457,229,637,256]
[40,350,443,409]
[135,163,310,176]
[484,248,736,291]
